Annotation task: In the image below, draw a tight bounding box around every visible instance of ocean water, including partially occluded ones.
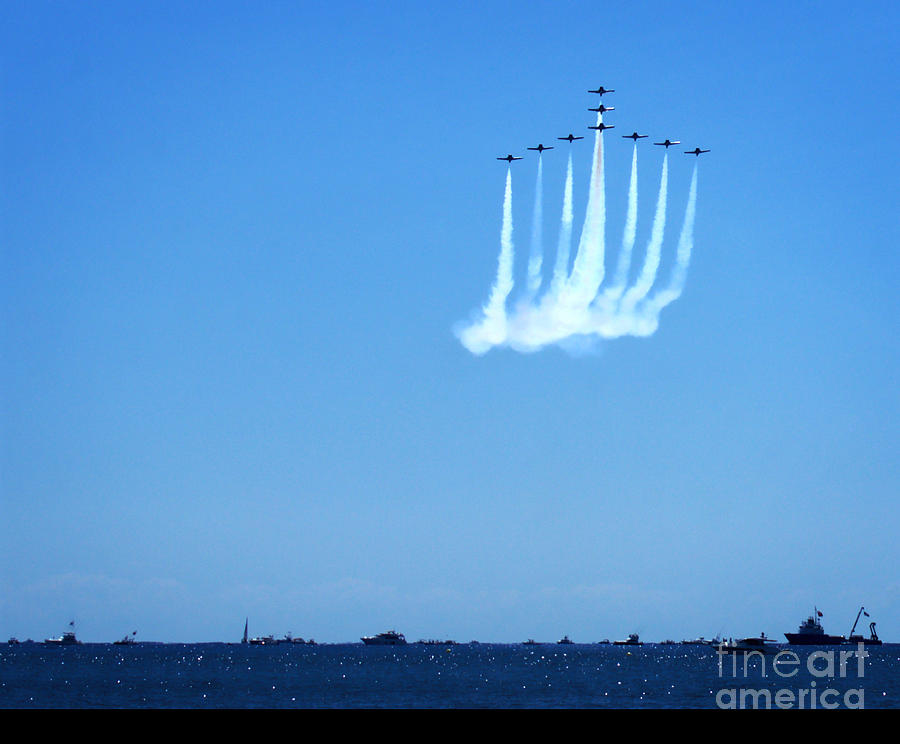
[1,642,897,709]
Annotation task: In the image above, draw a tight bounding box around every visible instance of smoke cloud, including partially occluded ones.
[456,168,516,355]
[456,128,699,355]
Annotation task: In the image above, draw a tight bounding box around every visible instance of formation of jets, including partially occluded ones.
[496,87,709,162]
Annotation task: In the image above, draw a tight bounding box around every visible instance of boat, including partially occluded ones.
[241,618,249,644]
[614,633,643,646]
[280,634,316,645]
[114,631,137,645]
[249,634,278,645]
[45,621,81,645]
[361,630,407,645]
[523,639,539,645]
[847,606,882,646]
[717,634,778,653]
[557,635,573,645]
[784,608,846,645]
[44,631,80,646]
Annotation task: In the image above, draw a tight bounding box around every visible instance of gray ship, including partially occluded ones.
[784,608,845,645]
[361,630,407,645]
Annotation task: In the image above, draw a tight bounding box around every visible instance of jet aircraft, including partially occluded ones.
[588,86,615,95]
[622,132,648,141]
[497,154,523,162]
[684,148,710,156]
[588,122,615,131]
[557,133,584,142]
[653,139,681,149]
[588,104,614,114]
[527,144,554,153]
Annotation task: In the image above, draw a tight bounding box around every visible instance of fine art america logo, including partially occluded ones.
[715,642,869,709]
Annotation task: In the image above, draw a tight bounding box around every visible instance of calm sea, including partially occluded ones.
[2,642,897,709]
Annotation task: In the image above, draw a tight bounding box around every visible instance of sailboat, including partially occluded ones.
[242,618,248,644]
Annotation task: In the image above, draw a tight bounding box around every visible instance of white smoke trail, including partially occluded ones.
[618,153,668,314]
[602,144,639,302]
[456,128,699,355]
[561,114,606,308]
[640,163,698,323]
[456,168,515,355]
[526,156,544,297]
[549,151,574,295]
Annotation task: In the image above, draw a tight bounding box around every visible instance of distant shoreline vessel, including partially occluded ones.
[45,631,80,646]
[114,631,137,646]
[717,634,778,654]
[241,619,316,646]
[361,630,407,646]
[45,621,81,646]
[249,635,278,646]
[784,608,846,645]
[614,633,643,646]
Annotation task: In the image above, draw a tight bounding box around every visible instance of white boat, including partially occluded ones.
[45,622,81,645]
[249,635,278,645]
[717,634,778,653]
[45,631,80,646]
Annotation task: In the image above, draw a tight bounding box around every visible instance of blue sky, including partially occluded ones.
[2,0,898,643]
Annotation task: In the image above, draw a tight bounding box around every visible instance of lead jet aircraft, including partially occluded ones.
[527,144,554,153]
[653,139,680,149]
[588,122,615,131]
[622,132,648,141]
[497,154,523,162]
[588,86,615,96]
[684,147,710,156]
[558,133,584,142]
[588,104,615,114]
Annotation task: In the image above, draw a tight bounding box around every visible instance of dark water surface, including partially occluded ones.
[2,642,897,708]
